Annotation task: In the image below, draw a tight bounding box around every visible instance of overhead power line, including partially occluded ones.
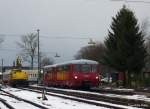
[0,34,22,37]
[41,36,89,39]
[111,0,150,3]
[0,33,94,40]
[0,48,20,51]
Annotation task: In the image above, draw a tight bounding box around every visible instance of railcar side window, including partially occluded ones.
[82,64,91,73]
[57,66,63,71]
[48,68,52,72]
[63,65,70,72]
[74,65,80,72]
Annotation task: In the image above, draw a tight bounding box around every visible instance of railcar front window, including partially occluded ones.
[74,65,80,72]
[92,65,97,72]
[82,65,91,73]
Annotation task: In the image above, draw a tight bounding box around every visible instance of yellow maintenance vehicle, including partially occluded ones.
[3,56,28,87]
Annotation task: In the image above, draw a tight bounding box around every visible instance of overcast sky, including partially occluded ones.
[0,0,150,66]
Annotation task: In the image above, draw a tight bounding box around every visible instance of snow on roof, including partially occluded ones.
[44,59,99,69]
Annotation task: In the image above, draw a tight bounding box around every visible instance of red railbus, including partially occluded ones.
[43,59,100,88]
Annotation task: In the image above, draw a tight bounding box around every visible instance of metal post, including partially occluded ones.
[37,29,40,84]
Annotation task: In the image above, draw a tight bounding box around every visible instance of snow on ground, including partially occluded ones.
[44,91,141,109]
[113,88,134,91]
[44,86,150,102]
[98,86,134,91]
[2,87,143,109]
[2,87,108,109]
[0,93,40,109]
[0,101,8,109]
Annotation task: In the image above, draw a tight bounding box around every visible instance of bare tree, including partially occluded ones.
[17,33,38,68]
[75,42,105,63]
[75,42,113,79]
[40,56,54,67]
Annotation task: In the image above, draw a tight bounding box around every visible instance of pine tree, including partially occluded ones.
[103,6,147,87]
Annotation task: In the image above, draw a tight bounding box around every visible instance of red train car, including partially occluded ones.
[43,59,100,88]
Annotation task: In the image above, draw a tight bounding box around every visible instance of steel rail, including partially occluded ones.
[0,97,15,109]
[1,89,49,109]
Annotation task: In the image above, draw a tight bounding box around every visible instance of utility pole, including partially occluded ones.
[37,30,47,99]
[37,29,40,84]
[1,59,3,83]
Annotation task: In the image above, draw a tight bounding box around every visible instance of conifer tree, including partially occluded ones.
[103,6,147,87]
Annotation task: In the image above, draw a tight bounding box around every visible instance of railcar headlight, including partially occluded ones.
[74,76,78,79]
[96,76,99,79]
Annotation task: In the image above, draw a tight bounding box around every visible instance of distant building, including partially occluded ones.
[23,69,38,84]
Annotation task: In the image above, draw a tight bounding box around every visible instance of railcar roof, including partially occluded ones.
[44,59,98,69]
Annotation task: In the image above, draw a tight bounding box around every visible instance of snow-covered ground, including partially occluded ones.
[0,94,40,109]
[44,86,150,102]
[0,101,8,109]
[1,87,108,109]
[0,86,144,109]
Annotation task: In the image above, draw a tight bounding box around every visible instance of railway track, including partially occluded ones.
[91,87,150,97]
[91,87,135,95]
[20,86,148,109]
[0,89,49,109]
[0,97,15,109]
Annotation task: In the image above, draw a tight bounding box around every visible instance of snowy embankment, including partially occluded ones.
[2,87,108,109]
